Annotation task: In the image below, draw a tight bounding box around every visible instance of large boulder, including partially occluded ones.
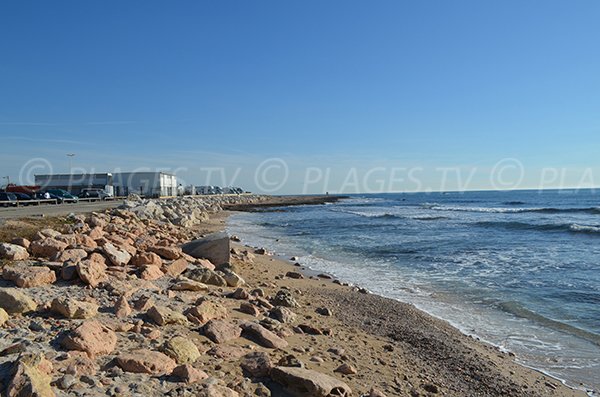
[29,237,68,258]
[181,232,230,265]
[203,320,242,344]
[51,298,98,319]
[185,267,227,287]
[0,288,37,314]
[0,243,30,260]
[76,253,108,287]
[61,320,117,357]
[147,305,188,326]
[270,366,351,397]
[186,301,228,325]
[2,263,57,288]
[162,336,201,364]
[241,322,288,349]
[102,243,131,266]
[116,349,177,375]
[6,353,55,397]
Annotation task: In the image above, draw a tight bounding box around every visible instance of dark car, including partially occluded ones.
[78,188,112,200]
[36,192,63,204]
[46,189,79,203]
[13,192,33,205]
[0,192,18,207]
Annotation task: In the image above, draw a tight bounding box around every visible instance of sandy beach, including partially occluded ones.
[0,195,591,396]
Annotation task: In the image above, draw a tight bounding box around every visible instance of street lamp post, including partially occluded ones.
[66,153,75,173]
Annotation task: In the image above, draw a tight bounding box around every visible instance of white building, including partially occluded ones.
[113,172,178,198]
[35,173,114,195]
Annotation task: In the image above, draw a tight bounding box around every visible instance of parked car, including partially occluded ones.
[12,192,33,205]
[78,188,113,200]
[36,191,64,204]
[0,192,18,207]
[46,189,79,203]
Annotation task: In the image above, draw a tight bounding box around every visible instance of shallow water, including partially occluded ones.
[227,190,600,390]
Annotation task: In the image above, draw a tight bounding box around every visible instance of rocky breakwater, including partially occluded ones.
[119,194,269,228]
[0,196,357,397]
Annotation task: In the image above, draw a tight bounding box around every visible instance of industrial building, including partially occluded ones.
[112,172,178,197]
[35,173,115,195]
[34,171,178,198]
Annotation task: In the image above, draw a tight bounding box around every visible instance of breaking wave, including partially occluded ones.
[422,204,600,215]
[474,221,600,235]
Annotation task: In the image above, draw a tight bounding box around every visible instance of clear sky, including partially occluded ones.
[1,1,599,193]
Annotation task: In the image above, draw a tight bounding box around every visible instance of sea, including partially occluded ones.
[227,190,600,392]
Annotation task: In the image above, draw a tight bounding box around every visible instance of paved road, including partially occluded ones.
[0,200,123,220]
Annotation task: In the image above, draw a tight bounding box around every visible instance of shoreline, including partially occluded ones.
[221,198,594,396]
[0,194,592,396]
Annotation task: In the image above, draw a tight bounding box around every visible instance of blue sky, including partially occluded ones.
[1,1,599,193]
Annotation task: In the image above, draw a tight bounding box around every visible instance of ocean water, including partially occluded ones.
[227,190,600,391]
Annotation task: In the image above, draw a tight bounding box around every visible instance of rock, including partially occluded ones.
[197,384,240,397]
[297,324,322,335]
[61,263,78,280]
[140,265,164,280]
[0,243,30,260]
[270,366,351,397]
[29,237,68,258]
[102,242,131,266]
[241,351,272,377]
[285,271,304,279]
[317,273,332,279]
[62,320,117,357]
[197,258,216,270]
[131,252,163,267]
[171,276,209,291]
[162,336,201,364]
[254,248,269,255]
[114,296,132,318]
[133,295,155,311]
[272,290,299,308]
[10,237,30,249]
[0,288,37,314]
[6,353,55,397]
[277,355,304,368]
[51,298,98,319]
[116,349,177,375]
[239,302,261,316]
[149,246,182,260]
[0,307,9,326]
[162,258,189,277]
[203,320,242,343]
[334,363,357,375]
[269,307,296,324]
[2,263,57,288]
[172,364,208,384]
[147,305,188,326]
[231,288,249,300]
[316,307,333,316]
[76,253,108,287]
[220,269,245,287]
[185,267,227,286]
[61,351,98,376]
[369,388,387,397]
[52,248,88,263]
[181,232,230,265]
[207,345,248,360]
[241,322,288,349]
[186,301,228,325]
